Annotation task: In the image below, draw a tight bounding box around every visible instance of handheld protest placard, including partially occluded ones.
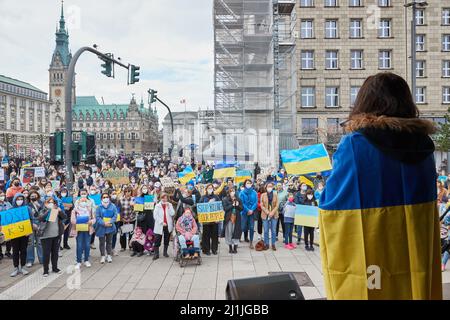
[197,201,225,223]
[0,207,32,240]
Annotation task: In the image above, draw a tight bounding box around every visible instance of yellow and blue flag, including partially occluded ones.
[319,133,441,300]
[178,166,196,185]
[0,206,32,240]
[294,204,318,228]
[281,144,332,175]
[234,170,252,184]
[213,162,236,179]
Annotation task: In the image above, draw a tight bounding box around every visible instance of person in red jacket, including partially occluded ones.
[6,178,24,202]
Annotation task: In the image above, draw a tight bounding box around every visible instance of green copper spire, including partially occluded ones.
[52,0,71,67]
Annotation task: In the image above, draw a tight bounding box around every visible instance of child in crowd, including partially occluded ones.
[129,226,146,257]
[144,228,155,256]
[283,193,296,250]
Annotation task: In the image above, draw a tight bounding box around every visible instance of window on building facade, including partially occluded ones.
[327,118,341,134]
[443,87,450,104]
[416,60,426,77]
[378,0,390,6]
[302,118,318,136]
[378,19,391,38]
[0,106,5,130]
[443,35,450,51]
[415,87,426,104]
[443,9,450,25]
[29,110,34,131]
[416,34,426,51]
[300,0,314,6]
[350,86,360,106]
[326,86,340,107]
[349,19,363,38]
[11,97,17,106]
[443,60,450,77]
[379,50,392,69]
[301,50,315,69]
[325,0,338,7]
[350,50,363,69]
[301,20,314,38]
[325,50,339,69]
[349,0,362,7]
[325,20,338,38]
[416,9,425,25]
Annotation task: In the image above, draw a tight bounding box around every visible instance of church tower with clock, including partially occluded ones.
[49,1,75,131]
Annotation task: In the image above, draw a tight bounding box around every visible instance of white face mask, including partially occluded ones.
[301,186,307,191]
[102,198,110,205]
[142,188,148,194]
[61,193,67,197]
[267,188,273,193]
[207,188,213,195]
[16,200,24,206]
[46,204,54,209]
[246,184,252,189]
[112,194,117,200]
[46,191,53,197]
[90,190,96,195]
[0,196,5,202]
[307,195,313,200]
[80,194,87,199]
[230,192,235,198]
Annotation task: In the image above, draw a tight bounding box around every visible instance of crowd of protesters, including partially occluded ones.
[0,154,327,278]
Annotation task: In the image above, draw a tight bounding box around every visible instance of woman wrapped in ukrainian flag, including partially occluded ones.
[319,72,442,300]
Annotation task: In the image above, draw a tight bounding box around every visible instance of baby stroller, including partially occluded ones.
[173,230,202,267]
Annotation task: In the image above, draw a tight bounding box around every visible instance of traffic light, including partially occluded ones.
[50,132,64,165]
[130,64,140,84]
[149,89,158,104]
[101,57,113,77]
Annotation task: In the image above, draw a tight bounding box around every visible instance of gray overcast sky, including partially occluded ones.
[0,0,214,124]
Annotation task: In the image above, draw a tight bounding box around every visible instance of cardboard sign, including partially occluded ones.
[294,204,319,228]
[103,169,130,185]
[136,159,145,168]
[34,167,46,178]
[160,177,175,188]
[197,201,225,223]
[47,209,59,223]
[0,206,32,240]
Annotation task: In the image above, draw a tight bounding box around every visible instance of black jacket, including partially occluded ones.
[221,196,243,239]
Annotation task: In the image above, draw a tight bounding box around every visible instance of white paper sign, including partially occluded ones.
[136,159,145,168]
[34,167,46,178]
[0,168,4,181]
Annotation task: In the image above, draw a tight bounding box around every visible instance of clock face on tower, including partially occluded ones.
[55,89,62,97]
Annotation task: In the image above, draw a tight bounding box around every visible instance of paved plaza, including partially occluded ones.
[1,233,450,300]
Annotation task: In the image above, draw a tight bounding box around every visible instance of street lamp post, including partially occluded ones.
[64,46,137,189]
[404,1,428,99]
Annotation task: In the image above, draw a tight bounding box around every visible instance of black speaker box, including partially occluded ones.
[226,273,304,300]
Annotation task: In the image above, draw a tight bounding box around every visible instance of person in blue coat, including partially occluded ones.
[95,193,118,264]
[239,179,258,249]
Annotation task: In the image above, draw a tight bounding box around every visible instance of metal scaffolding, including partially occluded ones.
[213,0,298,167]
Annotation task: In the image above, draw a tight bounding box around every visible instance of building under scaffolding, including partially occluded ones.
[211,0,297,168]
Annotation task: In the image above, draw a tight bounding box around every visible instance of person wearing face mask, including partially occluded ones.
[173,186,195,222]
[88,186,100,249]
[59,187,73,251]
[0,192,13,260]
[314,182,325,204]
[37,197,66,277]
[6,178,24,202]
[283,193,297,249]
[303,190,317,251]
[260,182,279,251]
[95,193,118,264]
[119,187,136,252]
[176,207,200,258]
[199,183,221,255]
[110,190,122,256]
[71,192,96,269]
[239,179,258,249]
[26,191,44,267]
[3,193,33,277]
[275,182,287,243]
[221,187,243,254]
[136,185,155,234]
[294,183,309,245]
[153,193,175,260]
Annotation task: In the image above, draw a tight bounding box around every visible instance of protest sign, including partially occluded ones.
[47,209,59,223]
[144,195,155,210]
[103,169,130,185]
[160,177,175,188]
[0,206,32,240]
[34,167,46,178]
[294,204,319,228]
[22,168,35,184]
[51,180,60,190]
[197,201,225,223]
[136,159,145,168]
[76,215,89,232]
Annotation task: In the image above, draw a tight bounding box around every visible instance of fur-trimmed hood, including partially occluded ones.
[345,114,436,134]
[345,114,436,164]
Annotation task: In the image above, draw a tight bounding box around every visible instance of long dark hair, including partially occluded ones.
[350,72,419,119]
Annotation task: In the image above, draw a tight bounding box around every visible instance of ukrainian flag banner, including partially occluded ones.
[235,170,252,184]
[0,206,32,240]
[319,133,442,300]
[281,144,332,175]
[294,204,318,228]
[213,162,236,179]
[178,166,196,185]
